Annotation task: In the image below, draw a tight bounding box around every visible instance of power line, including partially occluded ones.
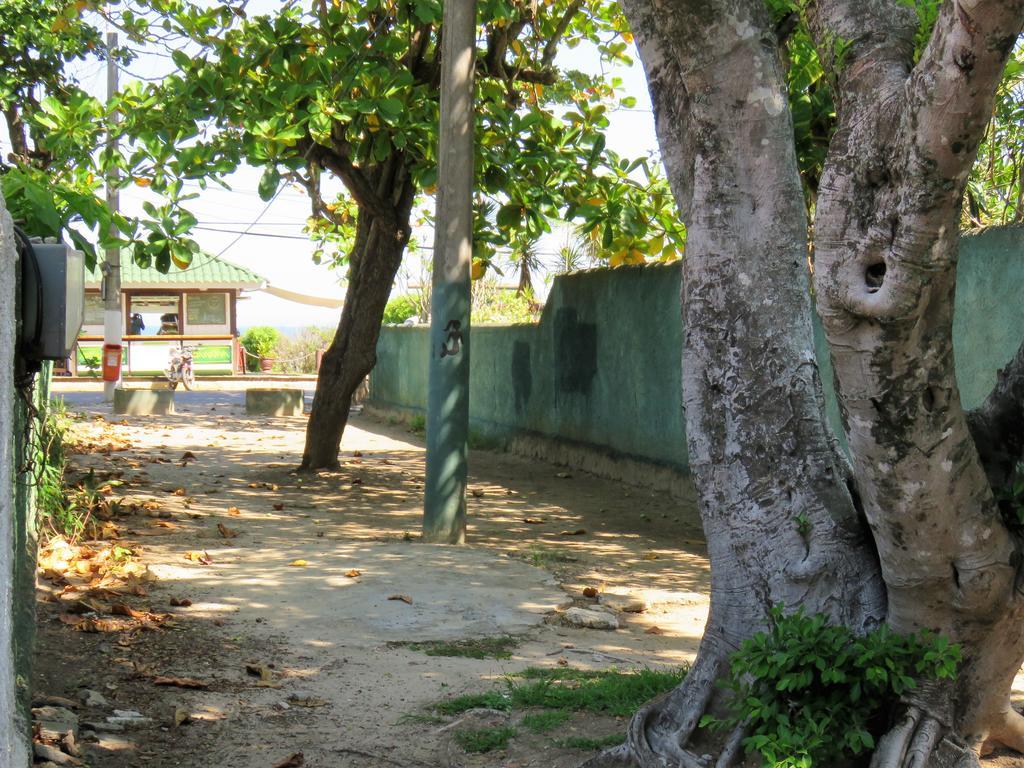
[194,225,310,240]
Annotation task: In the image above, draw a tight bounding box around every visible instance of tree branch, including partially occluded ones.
[804,0,917,114]
[968,336,1024,489]
[541,0,581,68]
[907,0,1024,184]
[311,143,399,233]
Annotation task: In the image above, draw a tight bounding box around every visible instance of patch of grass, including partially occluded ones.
[558,733,624,751]
[406,636,518,660]
[520,709,571,733]
[454,726,517,753]
[409,414,426,433]
[436,690,512,716]
[436,667,686,719]
[507,667,686,718]
[524,546,579,567]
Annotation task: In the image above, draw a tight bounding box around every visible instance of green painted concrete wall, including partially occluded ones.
[369,226,1024,471]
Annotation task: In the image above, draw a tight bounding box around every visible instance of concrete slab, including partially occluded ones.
[112,388,175,415]
[245,388,304,416]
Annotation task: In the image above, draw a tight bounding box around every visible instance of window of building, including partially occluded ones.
[128,294,180,336]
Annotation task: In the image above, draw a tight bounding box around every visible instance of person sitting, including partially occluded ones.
[129,313,145,335]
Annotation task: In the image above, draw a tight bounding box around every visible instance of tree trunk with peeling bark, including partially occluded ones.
[587,1,1024,766]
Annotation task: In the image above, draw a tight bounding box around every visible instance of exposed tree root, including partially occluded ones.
[581,649,727,768]
[870,707,980,768]
[982,706,1024,755]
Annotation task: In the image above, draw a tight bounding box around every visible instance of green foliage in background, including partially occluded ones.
[382,294,420,325]
[240,326,281,370]
[0,1,201,268]
[273,327,335,374]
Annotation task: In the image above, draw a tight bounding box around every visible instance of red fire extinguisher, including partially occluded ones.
[102,343,122,382]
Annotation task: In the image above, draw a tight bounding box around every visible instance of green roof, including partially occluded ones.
[85,251,264,290]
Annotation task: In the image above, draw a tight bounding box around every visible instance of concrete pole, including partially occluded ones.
[103,32,122,402]
[423,0,476,544]
[0,193,30,767]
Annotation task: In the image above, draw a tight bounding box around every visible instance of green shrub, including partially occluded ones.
[240,326,281,371]
[383,294,419,324]
[704,606,961,768]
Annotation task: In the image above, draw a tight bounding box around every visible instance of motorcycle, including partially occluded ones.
[165,345,196,391]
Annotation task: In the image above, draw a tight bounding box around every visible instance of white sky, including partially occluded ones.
[12,5,660,331]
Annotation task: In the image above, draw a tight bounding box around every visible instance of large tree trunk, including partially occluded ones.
[588,2,886,765]
[300,161,416,471]
[807,0,1024,760]
[591,0,1024,766]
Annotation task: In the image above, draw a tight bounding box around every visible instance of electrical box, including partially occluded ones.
[20,241,85,362]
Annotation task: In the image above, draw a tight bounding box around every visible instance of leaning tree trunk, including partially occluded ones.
[588,3,886,766]
[807,0,1024,761]
[301,162,416,471]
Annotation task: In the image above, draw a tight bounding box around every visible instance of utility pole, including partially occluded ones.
[423,0,476,543]
[102,32,121,402]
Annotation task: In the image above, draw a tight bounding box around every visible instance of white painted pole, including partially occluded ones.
[103,32,122,401]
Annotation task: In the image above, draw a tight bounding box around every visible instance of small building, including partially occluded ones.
[75,252,265,376]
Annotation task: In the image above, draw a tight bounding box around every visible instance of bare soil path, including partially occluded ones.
[33,394,714,768]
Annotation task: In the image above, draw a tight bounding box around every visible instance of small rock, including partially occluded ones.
[78,689,108,708]
[106,710,151,728]
[562,607,619,630]
[82,721,124,733]
[33,743,81,766]
[599,593,647,614]
[32,706,79,740]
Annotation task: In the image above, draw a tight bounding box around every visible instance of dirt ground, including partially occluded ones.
[31,394,1024,768]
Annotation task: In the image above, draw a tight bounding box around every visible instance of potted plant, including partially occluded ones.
[240,327,281,373]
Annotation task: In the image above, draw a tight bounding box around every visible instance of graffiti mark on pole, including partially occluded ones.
[440,320,463,358]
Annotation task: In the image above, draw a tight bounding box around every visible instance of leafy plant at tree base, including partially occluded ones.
[240,326,281,371]
[702,606,961,768]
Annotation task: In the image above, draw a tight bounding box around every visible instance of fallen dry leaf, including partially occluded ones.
[169,597,192,607]
[152,676,208,690]
[523,517,546,525]
[288,559,308,567]
[185,551,213,565]
[173,707,192,727]
[556,472,572,479]
[273,503,285,511]
[227,507,241,516]
[471,489,484,498]
[387,594,412,605]
[644,626,666,635]
[642,552,660,561]
[217,523,238,539]
[343,569,361,578]
[272,753,305,768]
[171,488,188,497]
[154,521,178,529]
[559,529,587,536]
